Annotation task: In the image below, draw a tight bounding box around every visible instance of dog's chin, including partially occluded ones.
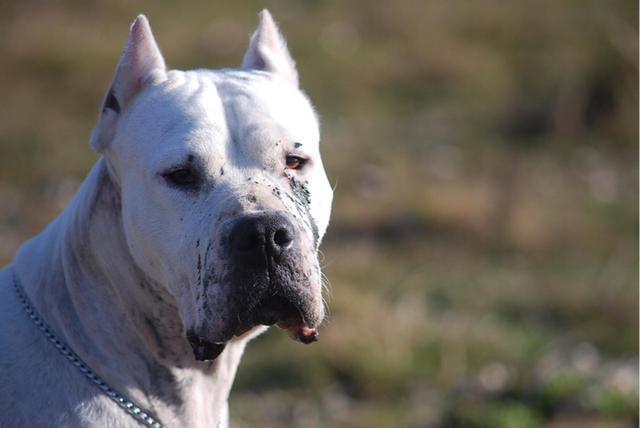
[250,295,321,344]
[187,294,321,361]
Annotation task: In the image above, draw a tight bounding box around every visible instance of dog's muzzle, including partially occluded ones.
[187,211,319,361]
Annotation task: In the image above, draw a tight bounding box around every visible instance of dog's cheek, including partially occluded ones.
[121,206,161,280]
[175,289,199,333]
[198,269,235,338]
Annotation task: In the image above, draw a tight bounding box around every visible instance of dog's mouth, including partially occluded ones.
[252,295,319,345]
[187,295,319,362]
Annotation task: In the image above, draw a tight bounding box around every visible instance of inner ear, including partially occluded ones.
[102,88,121,114]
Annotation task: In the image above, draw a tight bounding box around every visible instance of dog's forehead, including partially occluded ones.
[211,70,320,149]
[118,71,225,160]
[121,70,319,164]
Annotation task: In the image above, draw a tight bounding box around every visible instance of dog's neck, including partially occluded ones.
[13,158,243,427]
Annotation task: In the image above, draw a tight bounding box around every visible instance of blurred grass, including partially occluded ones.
[0,1,637,427]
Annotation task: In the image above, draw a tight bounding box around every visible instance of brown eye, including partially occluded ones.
[163,167,200,189]
[286,155,307,170]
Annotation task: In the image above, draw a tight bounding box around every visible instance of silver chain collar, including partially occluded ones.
[12,272,165,428]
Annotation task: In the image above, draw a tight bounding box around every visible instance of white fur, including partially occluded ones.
[0,11,332,427]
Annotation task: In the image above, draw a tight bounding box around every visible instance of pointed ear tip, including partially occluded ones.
[134,14,149,24]
[130,14,151,33]
[258,9,274,22]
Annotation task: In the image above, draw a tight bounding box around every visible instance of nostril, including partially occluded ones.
[273,228,293,249]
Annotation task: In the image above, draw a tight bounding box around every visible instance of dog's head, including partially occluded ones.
[91,13,332,360]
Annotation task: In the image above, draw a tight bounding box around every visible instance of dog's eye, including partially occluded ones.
[163,168,199,188]
[286,155,307,170]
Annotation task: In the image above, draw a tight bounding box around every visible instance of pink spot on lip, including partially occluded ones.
[295,323,318,344]
[278,319,319,344]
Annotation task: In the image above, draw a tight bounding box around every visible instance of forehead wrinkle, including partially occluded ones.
[218,90,247,168]
[156,73,222,129]
[214,87,274,171]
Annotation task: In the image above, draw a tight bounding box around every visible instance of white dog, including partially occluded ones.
[0,11,332,428]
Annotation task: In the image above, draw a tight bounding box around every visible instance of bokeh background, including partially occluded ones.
[0,1,637,427]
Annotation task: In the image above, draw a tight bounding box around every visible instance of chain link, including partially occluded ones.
[12,272,165,428]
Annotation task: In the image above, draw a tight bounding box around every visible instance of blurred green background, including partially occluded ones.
[0,1,637,427]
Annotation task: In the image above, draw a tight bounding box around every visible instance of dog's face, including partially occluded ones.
[92,13,332,360]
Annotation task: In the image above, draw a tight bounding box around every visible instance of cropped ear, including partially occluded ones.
[91,15,167,152]
[241,10,298,87]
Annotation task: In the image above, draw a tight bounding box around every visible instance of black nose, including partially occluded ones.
[230,212,296,257]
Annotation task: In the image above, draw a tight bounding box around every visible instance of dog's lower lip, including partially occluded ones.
[252,295,298,326]
[248,294,320,343]
[277,319,319,344]
[296,324,319,344]
[187,333,226,361]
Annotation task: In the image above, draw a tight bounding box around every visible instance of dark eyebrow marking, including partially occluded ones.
[294,142,303,148]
